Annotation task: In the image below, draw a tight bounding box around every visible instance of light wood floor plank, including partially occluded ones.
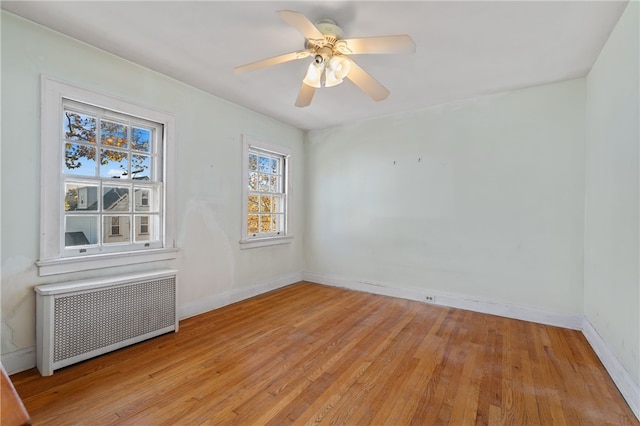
[11,282,638,425]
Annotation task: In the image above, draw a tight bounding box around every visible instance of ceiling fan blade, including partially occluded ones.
[336,35,416,55]
[345,59,390,102]
[234,50,311,73]
[295,82,316,107]
[277,10,326,44]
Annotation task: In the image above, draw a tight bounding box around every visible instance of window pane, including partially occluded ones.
[248,214,259,234]
[64,111,96,143]
[64,143,97,176]
[134,187,158,212]
[258,173,269,192]
[100,149,129,179]
[258,156,271,173]
[248,172,258,190]
[249,153,258,171]
[131,154,151,180]
[103,186,130,211]
[65,183,98,211]
[135,215,158,242]
[65,215,98,246]
[103,215,130,243]
[260,195,272,213]
[273,214,282,233]
[101,120,128,148]
[248,195,258,212]
[260,214,272,233]
[270,158,278,174]
[270,175,279,193]
[272,195,282,213]
[132,127,151,153]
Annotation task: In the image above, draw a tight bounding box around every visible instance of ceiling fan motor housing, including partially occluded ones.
[306,19,345,64]
[315,19,344,40]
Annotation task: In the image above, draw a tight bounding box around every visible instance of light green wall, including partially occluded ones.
[305,80,586,314]
[585,1,639,385]
[1,12,305,357]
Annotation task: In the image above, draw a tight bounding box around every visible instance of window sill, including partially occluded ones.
[36,248,179,276]
[239,235,293,250]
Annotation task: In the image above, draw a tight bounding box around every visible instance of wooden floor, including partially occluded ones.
[12,282,638,425]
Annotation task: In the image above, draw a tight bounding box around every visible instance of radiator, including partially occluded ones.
[35,269,178,376]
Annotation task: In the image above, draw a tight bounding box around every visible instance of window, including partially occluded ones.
[139,216,150,235]
[240,135,292,249]
[140,190,149,207]
[38,77,177,276]
[62,99,161,251]
[110,217,121,236]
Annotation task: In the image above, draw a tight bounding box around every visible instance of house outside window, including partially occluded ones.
[38,77,177,276]
[240,135,293,249]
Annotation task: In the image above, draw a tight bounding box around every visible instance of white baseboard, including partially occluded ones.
[302,272,583,330]
[302,271,639,421]
[178,271,302,320]
[582,318,640,420]
[1,346,36,375]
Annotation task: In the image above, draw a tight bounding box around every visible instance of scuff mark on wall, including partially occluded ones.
[1,256,38,351]
[176,200,236,306]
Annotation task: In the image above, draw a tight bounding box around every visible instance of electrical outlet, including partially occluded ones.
[425,295,435,303]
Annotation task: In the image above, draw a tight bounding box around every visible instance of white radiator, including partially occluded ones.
[35,269,178,376]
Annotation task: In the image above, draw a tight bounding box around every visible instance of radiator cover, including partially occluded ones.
[35,269,178,376]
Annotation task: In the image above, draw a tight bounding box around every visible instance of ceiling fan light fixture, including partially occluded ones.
[325,56,352,87]
[302,61,324,88]
[324,68,341,87]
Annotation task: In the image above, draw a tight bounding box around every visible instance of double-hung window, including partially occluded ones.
[38,77,177,276]
[62,99,162,250]
[240,135,292,248]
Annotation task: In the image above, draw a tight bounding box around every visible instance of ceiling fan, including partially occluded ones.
[234,10,415,107]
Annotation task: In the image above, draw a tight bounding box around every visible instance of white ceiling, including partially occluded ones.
[2,1,629,130]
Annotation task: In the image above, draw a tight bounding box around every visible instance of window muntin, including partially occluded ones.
[241,136,291,247]
[247,149,286,237]
[61,99,163,256]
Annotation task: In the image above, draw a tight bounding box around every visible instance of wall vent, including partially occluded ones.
[35,269,178,376]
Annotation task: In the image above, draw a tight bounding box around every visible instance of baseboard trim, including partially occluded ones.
[302,271,639,421]
[302,272,583,330]
[1,346,36,375]
[178,271,303,320]
[582,317,640,420]
[5,271,638,421]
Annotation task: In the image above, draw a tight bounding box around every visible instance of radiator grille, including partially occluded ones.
[52,277,176,363]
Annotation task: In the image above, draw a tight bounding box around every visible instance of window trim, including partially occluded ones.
[239,135,293,249]
[37,76,177,276]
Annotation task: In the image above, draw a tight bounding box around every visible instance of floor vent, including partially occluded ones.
[35,269,178,376]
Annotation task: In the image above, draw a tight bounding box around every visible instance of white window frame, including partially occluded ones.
[240,135,293,249]
[37,76,177,276]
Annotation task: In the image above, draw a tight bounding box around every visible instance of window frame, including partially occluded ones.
[240,135,293,249]
[38,76,177,276]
